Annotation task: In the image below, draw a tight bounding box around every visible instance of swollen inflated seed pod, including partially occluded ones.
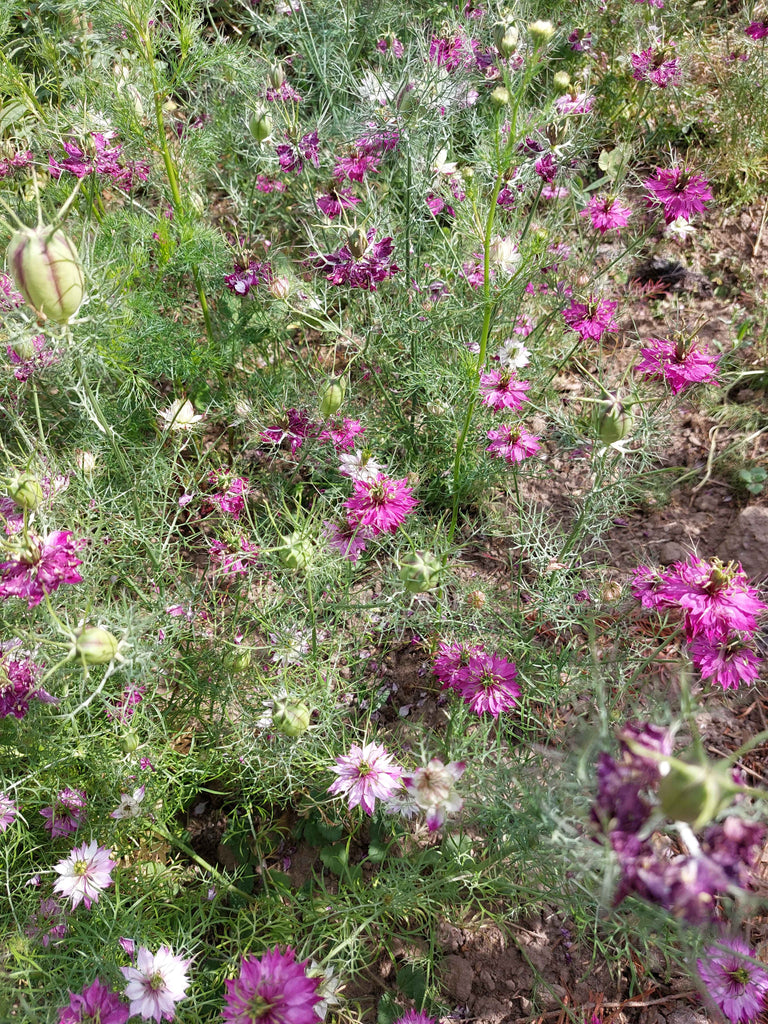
[398,550,442,594]
[272,698,311,738]
[658,757,738,829]
[7,224,84,324]
[597,396,635,445]
[74,626,119,665]
[278,532,313,571]
[319,377,346,418]
[8,473,43,511]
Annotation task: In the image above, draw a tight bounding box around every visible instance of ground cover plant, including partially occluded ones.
[0,0,767,1021]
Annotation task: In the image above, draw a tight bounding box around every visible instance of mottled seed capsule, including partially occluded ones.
[347,228,369,259]
[248,108,273,144]
[319,378,346,418]
[272,699,311,737]
[7,224,84,324]
[398,550,442,594]
[8,473,43,510]
[119,730,140,753]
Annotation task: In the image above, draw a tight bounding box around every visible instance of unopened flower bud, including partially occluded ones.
[658,757,736,829]
[347,228,369,259]
[491,86,511,107]
[268,63,286,89]
[528,20,555,45]
[319,377,346,418]
[269,276,291,300]
[119,730,140,753]
[8,473,43,510]
[398,550,442,594]
[7,224,85,324]
[75,450,97,476]
[75,626,119,665]
[278,531,313,571]
[272,698,311,737]
[598,397,635,445]
[493,21,519,56]
[553,71,571,92]
[230,648,252,672]
[248,108,273,144]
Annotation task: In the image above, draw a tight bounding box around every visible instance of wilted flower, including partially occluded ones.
[40,788,87,838]
[402,758,466,831]
[25,897,67,946]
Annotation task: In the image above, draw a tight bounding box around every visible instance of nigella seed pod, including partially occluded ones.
[75,626,119,665]
[319,377,346,418]
[248,108,273,144]
[268,63,286,89]
[7,224,84,324]
[493,22,519,56]
[272,699,311,738]
[398,550,442,594]
[658,758,736,829]
[597,398,635,445]
[278,532,313,571]
[347,228,369,259]
[119,730,140,753]
[8,473,43,510]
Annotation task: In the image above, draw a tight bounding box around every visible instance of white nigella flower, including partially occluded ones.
[664,216,697,241]
[337,450,386,483]
[308,961,344,1020]
[357,70,395,107]
[496,338,531,370]
[158,398,204,432]
[489,235,522,276]
[270,630,312,666]
[431,146,458,176]
[110,786,145,820]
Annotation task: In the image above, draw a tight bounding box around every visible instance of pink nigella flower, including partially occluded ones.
[746,21,768,39]
[222,946,321,1024]
[429,35,470,70]
[344,474,417,535]
[426,193,455,218]
[645,167,712,223]
[266,80,302,103]
[479,369,530,412]
[554,91,595,114]
[316,186,359,218]
[394,1013,437,1024]
[580,195,632,234]
[689,635,762,691]
[0,271,24,311]
[534,153,558,182]
[462,257,488,289]
[631,564,672,610]
[205,472,250,518]
[256,175,287,193]
[323,520,369,562]
[310,230,399,290]
[276,130,319,174]
[40,788,87,838]
[0,530,84,607]
[697,937,768,1024]
[635,336,720,394]
[7,334,59,381]
[451,652,520,717]
[0,650,55,719]
[260,408,318,453]
[377,35,405,56]
[333,152,380,182]
[53,840,115,910]
[105,683,146,723]
[631,47,681,87]
[121,946,191,1022]
[562,297,619,340]
[319,417,365,452]
[49,132,149,188]
[485,424,540,463]
[0,792,16,831]
[59,977,130,1024]
[662,556,766,640]
[208,536,260,578]
[433,640,485,687]
[328,741,403,815]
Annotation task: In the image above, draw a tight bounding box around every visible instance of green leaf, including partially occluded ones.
[396,964,427,1004]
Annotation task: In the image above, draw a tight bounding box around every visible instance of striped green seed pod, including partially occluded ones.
[7,224,84,324]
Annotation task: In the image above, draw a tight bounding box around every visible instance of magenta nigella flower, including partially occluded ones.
[205,472,250,518]
[433,640,485,688]
[635,336,720,394]
[631,47,681,87]
[0,530,84,607]
[746,21,768,39]
[310,230,399,290]
[426,194,455,218]
[49,133,149,189]
[534,153,558,182]
[451,652,520,717]
[7,334,59,382]
[377,35,405,57]
[260,408,318,453]
[40,788,87,838]
[222,946,321,1024]
[105,683,146,723]
[554,91,595,114]
[224,260,274,297]
[256,174,287,193]
[328,741,403,814]
[479,369,530,412]
[394,1013,437,1024]
[698,937,768,1024]
[323,520,369,562]
[689,635,762,691]
[631,564,672,610]
[344,474,417,536]
[316,186,359,218]
[25,897,68,946]
[121,946,191,1022]
[0,650,55,719]
[266,80,302,103]
[319,417,365,452]
[0,271,24,311]
[645,167,712,223]
[485,424,540,463]
[580,195,632,234]
[208,536,260,579]
[0,792,16,831]
[429,35,470,71]
[59,977,130,1024]
[53,840,115,910]
[276,130,319,174]
[562,297,619,340]
[462,257,488,289]
[662,556,766,640]
[333,152,380,182]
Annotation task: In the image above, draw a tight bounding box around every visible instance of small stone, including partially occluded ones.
[441,955,474,1002]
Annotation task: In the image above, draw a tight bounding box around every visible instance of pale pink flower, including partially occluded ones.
[328,741,403,814]
[53,840,115,910]
[0,792,16,831]
[402,758,466,831]
[697,937,768,1024]
[121,946,191,1022]
[479,370,530,412]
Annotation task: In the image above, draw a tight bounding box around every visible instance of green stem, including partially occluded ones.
[152,824,255,902]
[446,168,505,550]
